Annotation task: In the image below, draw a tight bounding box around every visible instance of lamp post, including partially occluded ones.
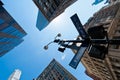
[44,33,61,50]
[44,13,120,69]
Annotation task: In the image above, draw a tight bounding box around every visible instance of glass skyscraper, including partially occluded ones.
[36,10,49,31]
[0,1,27,57]
[36,59,77,80]
[33,0,77,31]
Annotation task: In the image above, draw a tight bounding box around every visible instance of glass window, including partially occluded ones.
[47,0,50,3]
[54,0,60,6]
[2,26,25,38]
[38,0,42,6]
[0,18,4,24]
[44,2,49,8]
[49,8,54,14]
[46,2,49,7]
[43,7,47,13]
[0,37,14,43]
[2,26,16,34]
[51,4,56,11]
[47,12,52,18]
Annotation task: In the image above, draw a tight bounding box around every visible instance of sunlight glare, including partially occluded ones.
[52,15,63,25]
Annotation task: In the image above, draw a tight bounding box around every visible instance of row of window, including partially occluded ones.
[37,59,76,80]
[0,17,25,39]
[110,32,120,49]
[94,3,119,21]
[1,25,25,38]
[0,18,4,24]
[38,0,61,19]
[0,41,20,54]
[0,50,9,57]
[100,73,111,80]
[0,38,23,49]
[91,4,119,25]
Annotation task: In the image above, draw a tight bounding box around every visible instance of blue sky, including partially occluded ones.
[0,0,106,80]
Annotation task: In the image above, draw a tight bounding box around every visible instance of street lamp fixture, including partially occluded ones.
[44,33,61,50]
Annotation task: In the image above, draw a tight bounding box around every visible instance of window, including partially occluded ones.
[0,19,4,24]
[54,0,60,7]
[2,26,24,38]
[110,36,120,49]
[43,7,47,13]
[49,8,54,14]
[0,38,22,51]
[38,0,43,6]
[47,0,50,3]
[51,4,56,11]
[45,2,49,7]
[110,57,120,63]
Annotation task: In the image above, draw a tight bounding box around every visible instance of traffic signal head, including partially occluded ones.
[88,45,107,60]
[58,46,66,52]
[87,25,106,39]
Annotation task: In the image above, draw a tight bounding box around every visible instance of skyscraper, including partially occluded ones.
[8,69,22,80]
[33,0,77,31]
[36,59,77,80]
[72,0,120,80]
[0,1,27,57]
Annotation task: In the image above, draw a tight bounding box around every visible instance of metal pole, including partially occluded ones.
[56,39,120,45]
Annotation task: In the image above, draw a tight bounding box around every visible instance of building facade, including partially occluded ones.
[72,0,120,80]
[33,0,77,31]
[8,69,22,80]
[0,1,27,57]
[36,59,77,80]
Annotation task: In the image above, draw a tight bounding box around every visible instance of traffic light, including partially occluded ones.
[58,46,66,52]
[87,25,106,39]
[88,45,107,60]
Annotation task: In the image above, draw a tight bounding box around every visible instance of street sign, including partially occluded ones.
[70,14,89,39]
[69,43,88,69]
